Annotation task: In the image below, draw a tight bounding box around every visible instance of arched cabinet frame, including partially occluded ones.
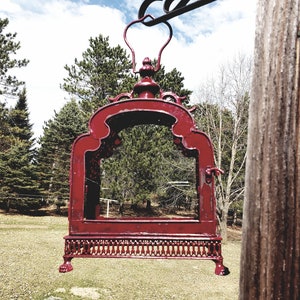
[59,98,228,275]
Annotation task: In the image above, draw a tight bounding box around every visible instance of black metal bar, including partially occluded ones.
[138,0,217,26]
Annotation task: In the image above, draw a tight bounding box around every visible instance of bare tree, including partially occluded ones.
[195,54,252,242]
[239,0,300,299]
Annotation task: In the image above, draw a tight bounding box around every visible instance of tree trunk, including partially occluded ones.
[218,214,228,243]
[239,1,300,299]
[5,198,10,213]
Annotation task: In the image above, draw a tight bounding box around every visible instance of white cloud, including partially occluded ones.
[162,0,257,91]
[1,0,126,138]
[0,0,257,139]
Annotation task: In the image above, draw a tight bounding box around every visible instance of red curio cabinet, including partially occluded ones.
[59,18,229,275]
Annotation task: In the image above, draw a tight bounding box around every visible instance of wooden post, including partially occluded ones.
[239,0,300,299]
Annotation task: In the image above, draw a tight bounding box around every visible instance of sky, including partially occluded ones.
[0,0,257,139]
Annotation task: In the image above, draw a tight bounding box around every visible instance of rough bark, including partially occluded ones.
[239,0,300,299]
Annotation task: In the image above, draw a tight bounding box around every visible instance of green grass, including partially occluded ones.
[0,213,241,300]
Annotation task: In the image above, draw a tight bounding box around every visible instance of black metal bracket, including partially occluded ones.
[138,0,216,26]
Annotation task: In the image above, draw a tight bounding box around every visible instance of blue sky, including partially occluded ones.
[0,0,257,138]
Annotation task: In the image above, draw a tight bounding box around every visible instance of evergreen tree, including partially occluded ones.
[0,18,29,97]
[0,102,12,209]
[154,64,192,102]
[99,65,194,214]
[36,99,86,208]
[98,62,194,214]
[0,89,40,212]
[62,34,135,118]
[101,124,196,214]
[8,88,34,144]
[61,34,194,216]
[0,18,30,212]
[0,102,11,152]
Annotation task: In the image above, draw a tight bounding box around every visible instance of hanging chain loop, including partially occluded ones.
[123,14,173,73]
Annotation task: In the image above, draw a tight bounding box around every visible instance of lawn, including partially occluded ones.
[0,213,241,300]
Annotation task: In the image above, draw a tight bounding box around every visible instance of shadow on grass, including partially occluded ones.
[0,206,69,217]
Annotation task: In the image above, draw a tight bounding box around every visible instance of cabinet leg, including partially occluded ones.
[59,256,73,273]
[214,258,230,276]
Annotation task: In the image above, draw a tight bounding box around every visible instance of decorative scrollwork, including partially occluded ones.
[161,91,187,105]
[109,92,133,103]
[138,0,216,26]
[63,237,223,258]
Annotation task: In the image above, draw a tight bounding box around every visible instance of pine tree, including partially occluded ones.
[9,88,34,143]
[98,65,194,215]
[36,99,86,210]
[0,102,11,152]
[0,18,29,97]
[0,89,40,212]
[101,123,195,215]
[154,64,192,102]
[62,34,135,118]
[60,34,193,217]
[0,102,12,210]
[0,18,30,212]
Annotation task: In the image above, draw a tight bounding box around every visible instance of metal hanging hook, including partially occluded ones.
[138,0,216,26]
[123,14,173,73]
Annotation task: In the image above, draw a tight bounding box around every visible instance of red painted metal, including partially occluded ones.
[59,19,229,275]
[124,15,173,74]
